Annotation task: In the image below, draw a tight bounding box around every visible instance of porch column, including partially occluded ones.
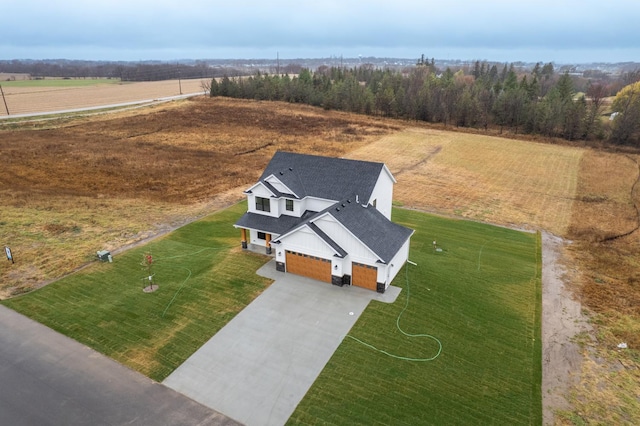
[265,233,272,255]
[241,228,247,249]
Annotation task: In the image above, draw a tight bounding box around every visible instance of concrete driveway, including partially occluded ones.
[0,305,237,426]
[163,260,400,426]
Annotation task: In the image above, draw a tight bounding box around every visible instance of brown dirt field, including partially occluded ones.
[0,79,209,116]
[1,96,639,423]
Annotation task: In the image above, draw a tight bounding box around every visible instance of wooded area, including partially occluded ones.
[0,60,246,81]
[208,63,640,145]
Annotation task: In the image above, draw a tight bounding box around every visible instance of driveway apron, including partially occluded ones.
[163,260,400,426]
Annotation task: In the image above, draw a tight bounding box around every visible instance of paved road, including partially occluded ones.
[0,305,238,426]
[164,260,400,426]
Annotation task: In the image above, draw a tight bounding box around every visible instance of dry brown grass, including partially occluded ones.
[347,127,583,235]
[0,97,398,296]
[554,149,640,425]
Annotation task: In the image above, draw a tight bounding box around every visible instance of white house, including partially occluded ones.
[234,151,413,293]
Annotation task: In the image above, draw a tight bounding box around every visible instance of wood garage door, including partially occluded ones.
[285,251,331,283]
[352,262,378,290]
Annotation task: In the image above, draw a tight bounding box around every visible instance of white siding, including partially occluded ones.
[303,197,336,213]
[278,227,336,260]
[381,237,411,288]
[250,184,272,198]
[264,175,296,196]
[247,184,279,217]
[313,216,379,265]
[332,256,346,276]
[249,229,281,247]
[368,169,395,220]
[277,198,301,217]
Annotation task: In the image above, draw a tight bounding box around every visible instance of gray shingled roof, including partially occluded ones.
[327,199,413,263]
[237,152,413,263]
[273,197,413,264]
[235,211,317,235]
[259,151,384,201]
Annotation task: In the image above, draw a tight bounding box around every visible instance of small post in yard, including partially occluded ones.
[5,246,14,264]
[0,85,10,115]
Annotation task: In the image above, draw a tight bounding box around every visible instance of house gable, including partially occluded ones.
[263,174,298,198]
[311,213,382,263]
[274,224,344,259]
[367,166,395,220]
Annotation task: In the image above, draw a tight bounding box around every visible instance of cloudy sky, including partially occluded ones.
[2,0,638,63]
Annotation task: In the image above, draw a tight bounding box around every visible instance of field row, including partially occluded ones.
[0,79,209,116]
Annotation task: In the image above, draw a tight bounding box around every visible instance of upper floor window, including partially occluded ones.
[286,199,294,211]
[256,197,271,212]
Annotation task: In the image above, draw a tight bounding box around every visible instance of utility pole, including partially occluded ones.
[0,85,9,115]
[176,62,182,95]
[277,52,280,75]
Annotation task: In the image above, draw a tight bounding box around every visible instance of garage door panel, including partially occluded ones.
[285,251,331,283]
[352,262,377,290]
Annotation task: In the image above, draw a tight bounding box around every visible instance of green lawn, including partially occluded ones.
[289,209,542,425]
[3,205,541,424]
[0,78,120,88]
[2,202,272,381]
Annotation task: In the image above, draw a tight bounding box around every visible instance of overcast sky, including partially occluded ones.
[2,0,638,63]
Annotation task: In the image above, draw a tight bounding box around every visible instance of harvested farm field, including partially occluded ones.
[1,96,639,424]
[0,78,209,116]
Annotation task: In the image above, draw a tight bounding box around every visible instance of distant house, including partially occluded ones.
[234,151,413,293]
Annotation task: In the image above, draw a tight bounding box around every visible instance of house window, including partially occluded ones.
[257,232,266,240]
[286,199,294,211]
[255,197,271,212]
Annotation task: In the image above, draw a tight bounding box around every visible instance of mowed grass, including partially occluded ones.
[290,208,541,425]
[2,202,272,381]
[2,202,541,423]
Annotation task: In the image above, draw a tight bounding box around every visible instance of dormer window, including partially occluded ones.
[256,197,271,212]
[286,199,294,211]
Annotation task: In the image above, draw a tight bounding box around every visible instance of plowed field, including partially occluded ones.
[0,78,209,116]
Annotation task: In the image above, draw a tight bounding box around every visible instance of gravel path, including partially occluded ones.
[541,232,592,425]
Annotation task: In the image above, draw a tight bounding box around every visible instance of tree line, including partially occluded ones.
[208,62,640,146]
[0,59,247,81]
